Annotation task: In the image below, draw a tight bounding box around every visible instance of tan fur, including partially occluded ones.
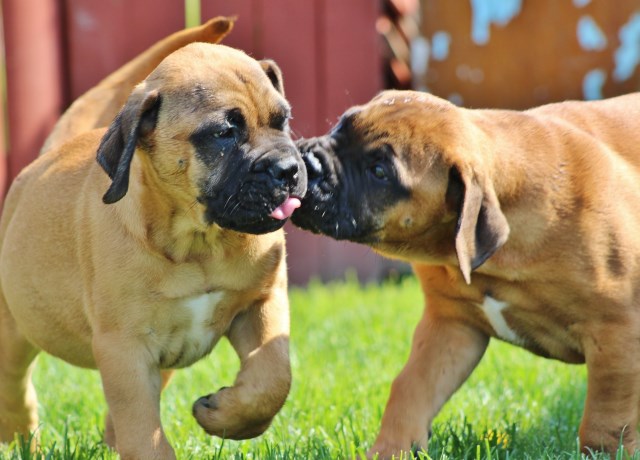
[0,22,294,460]
[319,90,640,457]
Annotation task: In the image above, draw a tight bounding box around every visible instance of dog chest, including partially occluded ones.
[474,294,586,363]
[183,291,223,337]
[159,291,224,368]
[478,296,522,344]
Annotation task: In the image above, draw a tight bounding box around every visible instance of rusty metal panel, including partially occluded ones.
[419,0,640,109]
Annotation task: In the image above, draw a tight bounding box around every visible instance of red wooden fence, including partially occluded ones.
[1,0,401,285]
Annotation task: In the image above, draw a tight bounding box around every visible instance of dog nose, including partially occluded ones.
[266,156,300,186]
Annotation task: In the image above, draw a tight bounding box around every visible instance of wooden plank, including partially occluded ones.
[65,0,185,99]
[3,0,66,182]
[258,0,319,137]
[321,0,383,132]
[201,0,255,51]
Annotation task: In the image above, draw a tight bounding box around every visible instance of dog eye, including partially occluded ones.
[227,109,246,129]
[370,163,389,181]
[270,113,290,131]
[213,126,234,139]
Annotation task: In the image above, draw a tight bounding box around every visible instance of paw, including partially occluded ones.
[366,444,408,460]
[192,388,273,440]
[367,434,428,459]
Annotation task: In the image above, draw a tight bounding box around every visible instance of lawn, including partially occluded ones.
[0,275,634,459]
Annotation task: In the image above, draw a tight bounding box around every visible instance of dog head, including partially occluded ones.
[97,43,307,235]
[291,90,509,283]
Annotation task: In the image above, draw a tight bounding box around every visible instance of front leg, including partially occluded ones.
[104,369,175,450]
[93,334,175,460]
[579,325,640,454]
[192,286,291,439]
[368,299,489,459]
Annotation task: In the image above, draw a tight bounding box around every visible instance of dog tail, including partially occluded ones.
[41,16,234,154]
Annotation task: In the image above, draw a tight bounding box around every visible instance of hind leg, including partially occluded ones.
[103,369,175,450]
[0,298,40,445]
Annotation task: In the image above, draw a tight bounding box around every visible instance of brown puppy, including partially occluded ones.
[0,21,306,460]
[292,90,640,458]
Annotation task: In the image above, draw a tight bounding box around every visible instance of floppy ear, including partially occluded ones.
[97,88,161,204]
[446,165,510,284]
[260,59,285,96]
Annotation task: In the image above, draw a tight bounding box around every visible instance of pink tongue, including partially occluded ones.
[270,197,301,220]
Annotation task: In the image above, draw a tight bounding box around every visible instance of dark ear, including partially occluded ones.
[446,165,510,284]
[96,88,161,204]
[260,59,285,96]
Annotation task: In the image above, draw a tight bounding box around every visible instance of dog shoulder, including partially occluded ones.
[3,129,108,225]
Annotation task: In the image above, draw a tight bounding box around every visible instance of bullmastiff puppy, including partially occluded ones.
[292,90,640,457]
[0,19,306,460]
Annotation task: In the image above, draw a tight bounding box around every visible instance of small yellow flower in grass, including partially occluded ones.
[483,428,510,449]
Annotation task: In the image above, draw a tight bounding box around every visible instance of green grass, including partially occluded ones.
[0,275,636,459]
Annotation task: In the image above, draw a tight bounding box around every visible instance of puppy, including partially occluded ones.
[292,90,640,458]
[0,20,306,460]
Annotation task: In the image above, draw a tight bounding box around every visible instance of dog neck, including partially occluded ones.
[118,153,246,264]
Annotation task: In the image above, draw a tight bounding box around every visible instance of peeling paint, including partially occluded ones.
[470,0,523,46]
[431,31,451,61]
[470,68,484,84]
[613,12,640,82]
[577,16,607,51]
[411,36,430,78]
[582,68,606,100]
[448,93,464,106]
[573,0,591,8]
[456,64,484,84]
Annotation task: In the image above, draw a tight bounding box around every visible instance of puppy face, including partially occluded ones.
[97,43,307,235]
[292,90,509,282]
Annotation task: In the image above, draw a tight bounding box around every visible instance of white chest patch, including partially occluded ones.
[479,296,520,344]
[175,291,224,365]
[183,291,223,340]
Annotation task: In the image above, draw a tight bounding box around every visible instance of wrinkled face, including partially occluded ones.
[292,91,455,247]
[291,90,509,278]
[185,77,306,234]
[292,124,411,243]
[98,43,307,235]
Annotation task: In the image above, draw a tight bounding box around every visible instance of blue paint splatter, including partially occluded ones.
[573,0,591,8]
[448,93,464,106]
[613,12,640,82]
[411,36,430,79]
[577,16,607,51]
[470,0,523,46]
[431,31,451,61]
[582,69,606,100]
